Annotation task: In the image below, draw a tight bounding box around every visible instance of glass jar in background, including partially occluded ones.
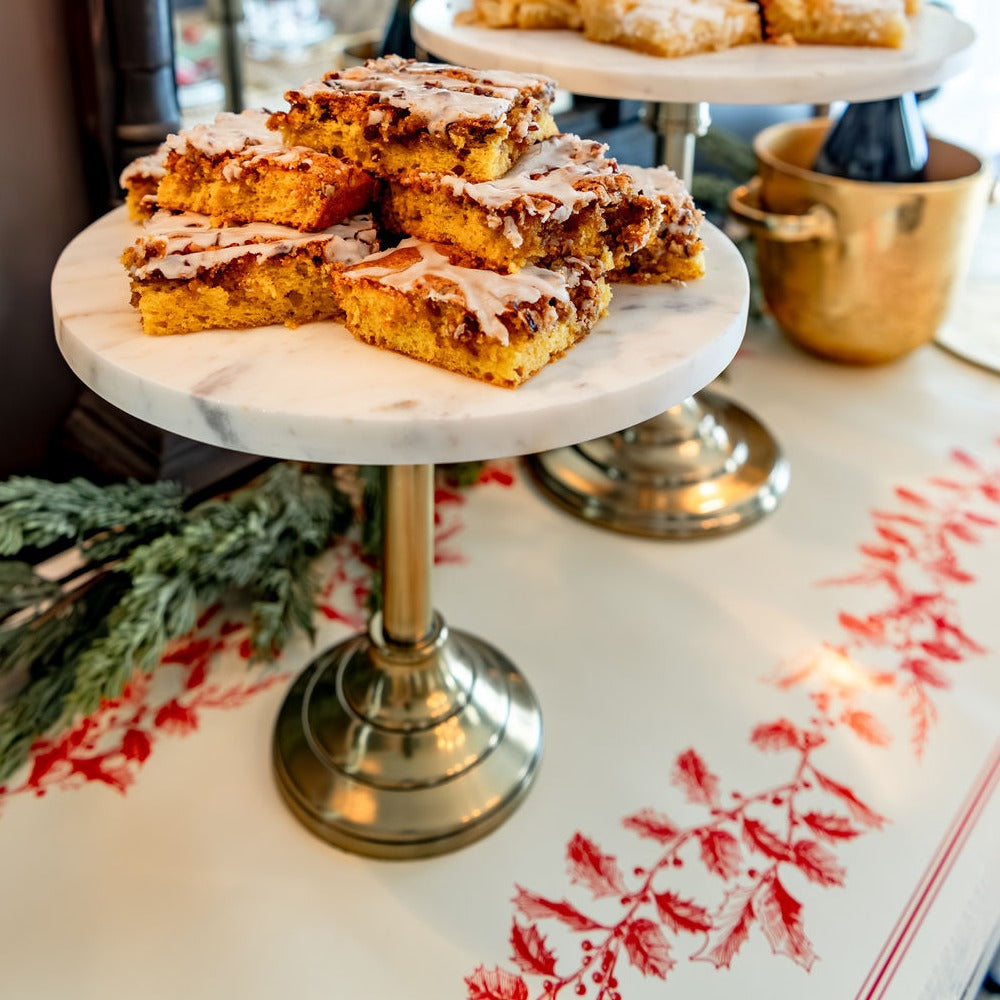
[243,0,333,61]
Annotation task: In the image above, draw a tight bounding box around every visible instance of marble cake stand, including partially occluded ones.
[51,207,749,857]
[413,0,976,538]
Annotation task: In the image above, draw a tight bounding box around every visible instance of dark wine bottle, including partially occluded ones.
[812,94,929,183]
[380,0,418,58]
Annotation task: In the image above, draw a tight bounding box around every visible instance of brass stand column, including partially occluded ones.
[273,464,543,858]
[524,102,790,538]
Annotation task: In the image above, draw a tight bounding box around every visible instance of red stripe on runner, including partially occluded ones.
[855,740,1000,1000]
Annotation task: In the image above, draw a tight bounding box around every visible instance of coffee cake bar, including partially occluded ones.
[267,55,558,182]
[579,0,762,57]
[758,0,909,48]
[154,109,375,231]
[379,134,661,273]
[330,238,610,387]
[122,210,379,336]
[611,165,705,283]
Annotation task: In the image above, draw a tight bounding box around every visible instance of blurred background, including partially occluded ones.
[0,0,996,489]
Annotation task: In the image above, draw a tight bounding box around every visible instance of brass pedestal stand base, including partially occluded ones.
[273,466,543,858]
[273,613,543,859]
[524,389,790,539]
[524,103,788,539]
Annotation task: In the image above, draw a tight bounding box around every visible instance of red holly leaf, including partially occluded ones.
[480,466,515,487]
[933,560,975,584]
[841,710,891,747]
[902,658,951,689]
[512,887,602,932]
[950,448,980,470]
[874,511,926,527]
[68,754,134,793]
[510,921,557,977]
[801,812,861,842]
[653,890,713,934]
[120,728,152,763]
[812,769,887,829]
[982,482,1000,504]
[965,511,998,527]
[195,602,222,629]
[920,639,962,662]
[750,718,804,752]
[876,525,914,548]
[672,749,720,807]
[838,612,885,642]
[793,839,846,886]
[743,818,795,862]
[465,966,528,1000]
[691,885,757,969]
[697,828,742,880]
[756,874,817,971]
[513,893,600,935]
[622,918,674,979]
[623,808,678,844]
[859,544,899,564]
[895,486,930,508]
[162,638,213,667]
[153,699,199,735]
[185,659,207,690]
[566,833,627,898]
[434,486,464,506]
[945,520,978,543]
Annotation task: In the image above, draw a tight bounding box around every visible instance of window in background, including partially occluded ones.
[172,0,394,127]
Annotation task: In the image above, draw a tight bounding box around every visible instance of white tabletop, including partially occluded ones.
[3,303,999,1000]
[52,208,748,466]
[413,0,976,104]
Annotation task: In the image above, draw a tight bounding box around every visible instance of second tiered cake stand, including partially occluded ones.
[413,0,975,538]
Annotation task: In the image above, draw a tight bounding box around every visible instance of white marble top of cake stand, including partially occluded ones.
[412,0,975,105]
[52,208,748,466]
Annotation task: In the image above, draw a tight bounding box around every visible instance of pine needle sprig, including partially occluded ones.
[0,476,185,564]
[0,562,63,623]
[67,463,353,716]
[0,571,130,777]
[696,125,758,185]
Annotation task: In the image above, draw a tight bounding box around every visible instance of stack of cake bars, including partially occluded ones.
[462,0,921,52]
[121,56,706,388]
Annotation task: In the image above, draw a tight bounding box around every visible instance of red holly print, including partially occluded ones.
[0,463,517,814]
[466,446,998,997]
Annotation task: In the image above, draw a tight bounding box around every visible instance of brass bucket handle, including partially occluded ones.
[728,176,837,242]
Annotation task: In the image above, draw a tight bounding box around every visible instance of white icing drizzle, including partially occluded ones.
[437,134,614,222]
[613,0,732,28]
[128,210,378,280]
[623,164,688,201]
[160,108,326,182]
[164,109,279,156]
[292,56,554,136]
[119,145,168,187]
[342,238,570,345]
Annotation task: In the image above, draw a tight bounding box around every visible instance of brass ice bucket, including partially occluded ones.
[729,119,992,363]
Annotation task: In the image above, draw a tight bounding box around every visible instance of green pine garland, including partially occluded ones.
[0,464,354,781]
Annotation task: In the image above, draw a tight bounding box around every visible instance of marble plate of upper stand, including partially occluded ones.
[51,208,749,466]
[412,0,975,105]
